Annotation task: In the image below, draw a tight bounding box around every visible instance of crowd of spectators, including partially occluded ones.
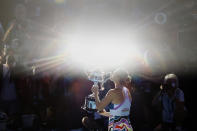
[0,54,191,131]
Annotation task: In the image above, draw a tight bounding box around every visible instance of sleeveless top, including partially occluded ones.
[110,87,131,116]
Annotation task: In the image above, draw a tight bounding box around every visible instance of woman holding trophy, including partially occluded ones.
[91,69,133,131]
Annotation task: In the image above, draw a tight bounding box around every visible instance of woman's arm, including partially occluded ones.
[92,85,114,111]
[99,109,111,117]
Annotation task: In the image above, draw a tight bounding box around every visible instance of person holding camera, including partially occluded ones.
[152,74,186,131]
[91,69,133,131]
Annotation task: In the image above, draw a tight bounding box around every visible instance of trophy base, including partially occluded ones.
[82,93,97,112]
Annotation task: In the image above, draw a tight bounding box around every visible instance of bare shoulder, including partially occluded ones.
[108,89,115,93]
[108,88,123,96]
[107,89,116,96]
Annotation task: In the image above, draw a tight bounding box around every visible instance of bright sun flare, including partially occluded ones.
[62,35,141,70]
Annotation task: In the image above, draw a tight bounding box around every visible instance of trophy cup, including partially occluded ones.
[82,70,104,112]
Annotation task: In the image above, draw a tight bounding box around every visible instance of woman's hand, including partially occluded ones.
[91,85,99,94]
[98,109,111,117]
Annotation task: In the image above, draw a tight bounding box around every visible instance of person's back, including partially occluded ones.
[110,87,131,116]
[92,69,133,131]
[108,86,132,131]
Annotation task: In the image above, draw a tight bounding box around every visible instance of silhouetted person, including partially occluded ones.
[152,74,187,131]
[0,55,18,116]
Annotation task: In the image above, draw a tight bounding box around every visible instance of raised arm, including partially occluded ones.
[92,85,113,111]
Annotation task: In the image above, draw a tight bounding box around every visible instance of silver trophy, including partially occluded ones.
[83,70,104,111]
